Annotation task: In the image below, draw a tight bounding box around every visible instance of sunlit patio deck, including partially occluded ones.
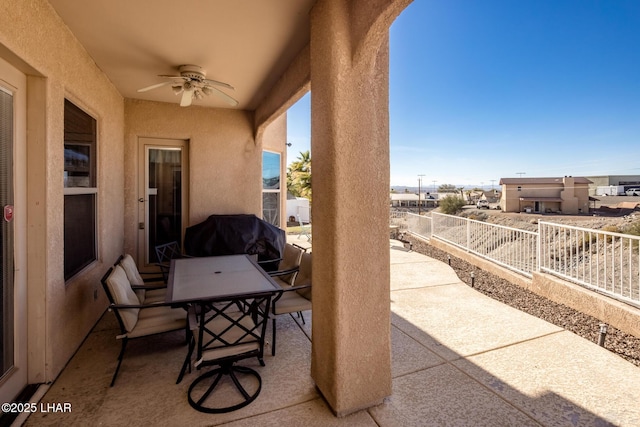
[20,237,640,426]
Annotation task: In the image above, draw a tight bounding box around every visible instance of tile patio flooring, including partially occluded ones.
[18,238,640,426]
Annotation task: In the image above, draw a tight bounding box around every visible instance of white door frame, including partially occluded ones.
[0,56,27,403]
[137,137,189,268]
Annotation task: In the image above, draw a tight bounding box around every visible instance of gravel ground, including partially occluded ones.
[405,235,640,368]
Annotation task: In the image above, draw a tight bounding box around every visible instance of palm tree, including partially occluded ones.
[287,150,311,202]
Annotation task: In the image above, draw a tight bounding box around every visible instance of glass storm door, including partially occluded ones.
[0,57,26,403]
[138,138,188,267]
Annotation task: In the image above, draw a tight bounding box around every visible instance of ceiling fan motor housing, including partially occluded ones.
[179,64,206,82]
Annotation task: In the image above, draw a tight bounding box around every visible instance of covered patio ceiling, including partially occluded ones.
[48,0,316,110]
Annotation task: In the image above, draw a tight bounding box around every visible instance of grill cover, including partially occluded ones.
[184,214,285,265]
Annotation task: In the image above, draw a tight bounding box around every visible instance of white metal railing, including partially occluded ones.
[539,221,640,307]
[405,212,432,240]
[393,210,640,307]
[390,210,432,241]
[431,212,538,277]
[389,210,408,233]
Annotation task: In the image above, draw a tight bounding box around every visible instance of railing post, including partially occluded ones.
[537,222,542,274]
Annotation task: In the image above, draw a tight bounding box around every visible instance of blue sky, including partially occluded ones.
[286,0,640,189]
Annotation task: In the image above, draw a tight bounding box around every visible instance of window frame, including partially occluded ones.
[262,150,281,227]
[63,99,98,281]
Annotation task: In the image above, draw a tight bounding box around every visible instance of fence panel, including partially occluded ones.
[405,212,432,240]
[390,210,432,240]
[431,212,537,277]
[392,211,640,307]
[539,221,640,307]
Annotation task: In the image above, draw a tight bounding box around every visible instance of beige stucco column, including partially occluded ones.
[309,0,393,416]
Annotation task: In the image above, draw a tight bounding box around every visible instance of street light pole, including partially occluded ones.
[417,174,425,215]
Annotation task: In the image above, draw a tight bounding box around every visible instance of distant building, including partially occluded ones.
[499,176,592,214]
[585,175,640,196]
[468,189,501,203]
[390,192,437,208]
[286,194,310,222]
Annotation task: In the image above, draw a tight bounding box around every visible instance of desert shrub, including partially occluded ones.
[439,196,466,215]
[623,220,640,237]
[602,225,621,233]
[621,220,640,250]
[465,212,488,222]
[601,225,621,243]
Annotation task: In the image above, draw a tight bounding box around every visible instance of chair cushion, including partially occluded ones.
[280,244,303,272]
[142,288,168,304]
[274,292,312,315]
[119,254,147,302]
[273,277,292,289]
[105,265,140,332]
[294,252,312,300]
[120,254,145,286]
[127,305,186,339]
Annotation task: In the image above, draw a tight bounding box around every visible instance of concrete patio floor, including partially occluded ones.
[18,237,640,426]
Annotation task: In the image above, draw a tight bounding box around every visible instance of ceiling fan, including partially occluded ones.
[137,65,238,107]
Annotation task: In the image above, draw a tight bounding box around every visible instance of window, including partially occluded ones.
[262,151,280,226]
[64,100,97,280]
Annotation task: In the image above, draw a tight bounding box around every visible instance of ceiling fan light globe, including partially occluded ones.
[172,85,183,94]
[202,86,213,96]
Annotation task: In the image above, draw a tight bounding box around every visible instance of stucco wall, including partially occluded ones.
[123,99,279,255]
[0,0,125,381]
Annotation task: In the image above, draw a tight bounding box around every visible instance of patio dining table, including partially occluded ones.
[166,254,280,413]
[166,254,280,304]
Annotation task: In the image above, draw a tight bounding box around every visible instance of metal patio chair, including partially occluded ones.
[101,265,188,386]
[184,293,272,413]
[271,251,312,356]
[155,241,188,283]
[266,243,306,288]
[115,254,167,304]
[297,214,311,242]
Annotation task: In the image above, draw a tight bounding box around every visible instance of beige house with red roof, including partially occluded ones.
[499,176,592,214]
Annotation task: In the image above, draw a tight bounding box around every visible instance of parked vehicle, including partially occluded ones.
[596,185,625,196]
[476,200,489,209]
[626,188,640,196]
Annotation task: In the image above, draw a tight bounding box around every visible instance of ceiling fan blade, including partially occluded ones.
[180,89,193,107]
[137,81,173,93]
[202,78,234,90]
[207,85,239,106]
[158,74,189,80]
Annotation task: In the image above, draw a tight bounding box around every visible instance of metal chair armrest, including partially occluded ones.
[287,283,311,292]
[268,267,300,277]
[271,283,311,304]
[131,283,167,291]
[291,243,308,252]
[110,301,179,310]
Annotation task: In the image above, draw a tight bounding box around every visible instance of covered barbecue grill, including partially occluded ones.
[184,214,285,268]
